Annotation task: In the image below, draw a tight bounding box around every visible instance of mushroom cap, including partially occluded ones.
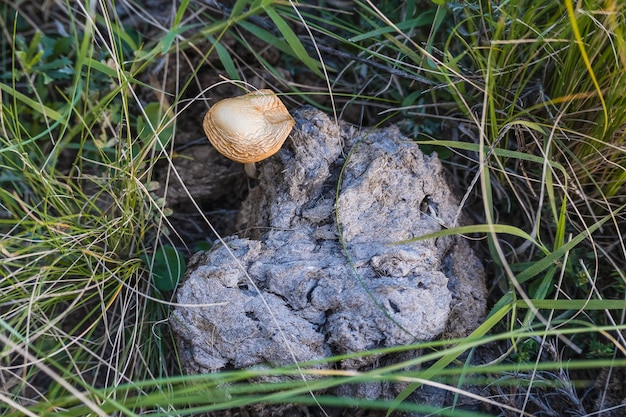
[202,89,295,164]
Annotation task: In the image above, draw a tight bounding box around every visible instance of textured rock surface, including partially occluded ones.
[172,107,487,391]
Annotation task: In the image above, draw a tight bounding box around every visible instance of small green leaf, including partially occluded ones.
[239,21,291,57]
[230,0,252,19]
[160,24,197,55]
[263,6,322,77]
[207,35,239,80]
[138,102,174,149]
[173,0,190,27]
[0,82,62,121]
[142,245,186,291]
[349,14,435,43]
[194,241,213,252]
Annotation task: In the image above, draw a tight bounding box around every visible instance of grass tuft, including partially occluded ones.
[1,0,625,415]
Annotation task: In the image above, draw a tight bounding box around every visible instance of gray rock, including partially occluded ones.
[171,107,486,394]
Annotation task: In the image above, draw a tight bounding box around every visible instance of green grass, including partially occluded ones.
[1,0,625,415]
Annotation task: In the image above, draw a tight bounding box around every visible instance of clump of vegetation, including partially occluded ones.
[0,2,184,414]
[1,0,625,415]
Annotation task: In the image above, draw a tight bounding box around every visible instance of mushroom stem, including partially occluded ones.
[244,162,259,179]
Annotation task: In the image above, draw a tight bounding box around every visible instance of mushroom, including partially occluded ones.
[202,89,295,178]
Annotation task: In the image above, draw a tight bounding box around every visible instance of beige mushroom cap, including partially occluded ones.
[202,89,295,164]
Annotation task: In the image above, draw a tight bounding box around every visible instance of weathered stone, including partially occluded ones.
[171,107,487,405]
